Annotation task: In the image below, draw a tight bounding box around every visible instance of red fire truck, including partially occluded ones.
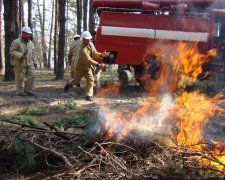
[93,0,225,87]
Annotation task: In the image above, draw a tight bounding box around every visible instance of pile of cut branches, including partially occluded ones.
[0,119,224,179]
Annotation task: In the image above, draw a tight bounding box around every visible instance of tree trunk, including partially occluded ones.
[56,0,66,80]
[3,0,19,81]
[37,0,48,68]
[54,0,58,74]
[47,0,55,69]
[89,0,95,37]
[76,0,82,34]
[48,0,55,69]
[18,0,24,30]
[42,0,47,68]
[65,0,68,68]
[28,0,33,30]
[0,0,2,71]
[83,0,88,31]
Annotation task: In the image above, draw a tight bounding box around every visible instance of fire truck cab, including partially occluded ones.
[93,0,225,86]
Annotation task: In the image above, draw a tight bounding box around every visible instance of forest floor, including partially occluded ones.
[0,69,224,179]
[0,69,150,179]
[0,68,146,114]
[0,69,136,110]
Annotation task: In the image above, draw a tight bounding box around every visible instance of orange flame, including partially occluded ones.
[101,101,158,142]
[202,147,225,172]
[174,91,224,146]
[174,91,225,172]
[137,42,216,94]
[96,82,120,97]
[176,43,214,80]
[97,42,224,173]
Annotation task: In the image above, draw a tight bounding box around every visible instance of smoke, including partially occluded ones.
[133,93,175,145]
[136,93,174,130]
[204,115,225,146]
[93,93,175,145]
[91,25,223,145]
[209,1,225,9]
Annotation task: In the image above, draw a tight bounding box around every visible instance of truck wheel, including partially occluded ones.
[119,70,133,85]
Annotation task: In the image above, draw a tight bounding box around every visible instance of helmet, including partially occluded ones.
[81,31,92,39]
[21,26,32,34]
[74,34,80,39]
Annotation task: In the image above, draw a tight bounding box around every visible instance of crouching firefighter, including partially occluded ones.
[64,31,109,101]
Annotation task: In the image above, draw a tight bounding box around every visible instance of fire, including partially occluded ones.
[177,42,214,80]
[202,149,225,172]
[174,91,225,172]
[103,110,131,141]
[137,42,216,94]
[99,101,158,142]
[96,42,225,173]
[96,82,120,97]
[174,91,223,146]
[136,53,181,94]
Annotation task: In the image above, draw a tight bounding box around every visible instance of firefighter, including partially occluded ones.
[64,31,109,101]
[68,34,81,79]
[10,26,37,96]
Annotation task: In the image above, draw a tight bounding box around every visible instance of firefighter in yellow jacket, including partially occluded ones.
[68,34,81,79]
[10,26,37,96]
[64,31,109,101]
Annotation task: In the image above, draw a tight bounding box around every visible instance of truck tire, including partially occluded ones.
[119,69,133,85]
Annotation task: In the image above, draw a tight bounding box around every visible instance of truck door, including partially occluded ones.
[213,10,225,61]
[210,10,225,81]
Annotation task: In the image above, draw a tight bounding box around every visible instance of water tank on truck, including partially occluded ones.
[93,0,225,90]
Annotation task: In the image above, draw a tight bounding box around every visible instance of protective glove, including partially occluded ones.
[101,50,110,58]
[98,63,106,69]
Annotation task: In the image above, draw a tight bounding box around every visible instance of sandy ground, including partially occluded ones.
[0,69,146,115]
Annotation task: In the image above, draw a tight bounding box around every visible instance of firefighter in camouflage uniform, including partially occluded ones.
[10,26,37,96]
[64,31,109,101]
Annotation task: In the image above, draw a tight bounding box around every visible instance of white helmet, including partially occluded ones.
[21,26,32,34]
[74,34,80,39]
[81,31,92,39]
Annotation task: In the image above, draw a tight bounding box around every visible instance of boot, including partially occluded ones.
[85,96,93,101]
[64,82,70,92]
